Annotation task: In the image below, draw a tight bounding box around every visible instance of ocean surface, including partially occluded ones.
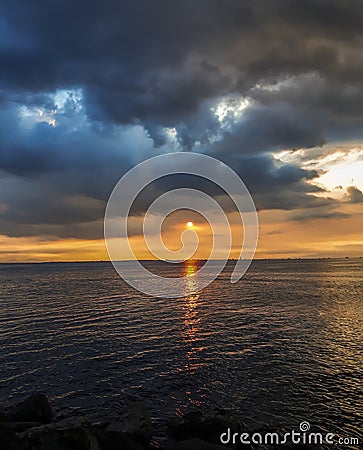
[0,259,362,444]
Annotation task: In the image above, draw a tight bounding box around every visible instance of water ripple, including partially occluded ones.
[0,259,362,442]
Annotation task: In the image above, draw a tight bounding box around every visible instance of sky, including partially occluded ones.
[0,0,363,262]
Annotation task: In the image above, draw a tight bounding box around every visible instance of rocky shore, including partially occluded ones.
[0,393,331,449]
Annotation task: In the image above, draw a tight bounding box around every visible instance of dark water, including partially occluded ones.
[0,259,362,444]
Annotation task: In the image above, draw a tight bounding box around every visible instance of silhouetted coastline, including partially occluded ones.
[1,393,335,450]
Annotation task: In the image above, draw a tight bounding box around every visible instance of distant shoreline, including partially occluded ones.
[0,256,362,265]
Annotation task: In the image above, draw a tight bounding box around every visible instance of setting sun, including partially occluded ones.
[186,221,194,228]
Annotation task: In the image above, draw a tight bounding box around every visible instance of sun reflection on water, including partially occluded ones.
[183,260,199,344]
[180,260,205,409]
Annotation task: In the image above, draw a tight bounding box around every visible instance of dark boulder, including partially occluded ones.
[93,429,145,450]
[0,421,43,432]
[6,393,52,424]
[0,427,16,450]
[107,401,153,448]
[167,409,241,445]
[11,422,100,450]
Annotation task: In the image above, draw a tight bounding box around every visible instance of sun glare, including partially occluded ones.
[186,221,194,228]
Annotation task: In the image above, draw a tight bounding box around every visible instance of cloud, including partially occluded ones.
[345,186,363,203]
[1,0,363,147]
[288,209,349,222]
[0,0,362,244]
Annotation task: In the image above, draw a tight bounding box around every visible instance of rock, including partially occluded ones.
[0,421,43,432]
[0,411,7,422]
[13,425,101,450]
[107,401,153,447]
[167,409,241,445]
[0,427,16,450]
[6,393,52,424]
[169,438,228,450]
[93,429,145,450]
[55,417,90,429]
[12,424,146,450]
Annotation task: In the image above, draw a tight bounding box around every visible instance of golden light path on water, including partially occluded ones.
[181,260,204,409]
[1,259,362,443]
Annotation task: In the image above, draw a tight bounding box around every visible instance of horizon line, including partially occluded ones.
[0,256,362,265]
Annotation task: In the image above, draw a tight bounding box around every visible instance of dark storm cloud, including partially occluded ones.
[206,104,327,156]
[0,0,362,240]
[0,95,139,188]
[1,0,363,145]
[345,186,363,204]
[251,75,363,120]
[0,144,327,240]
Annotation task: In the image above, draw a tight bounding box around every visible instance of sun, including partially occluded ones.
[186,221,194,228]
